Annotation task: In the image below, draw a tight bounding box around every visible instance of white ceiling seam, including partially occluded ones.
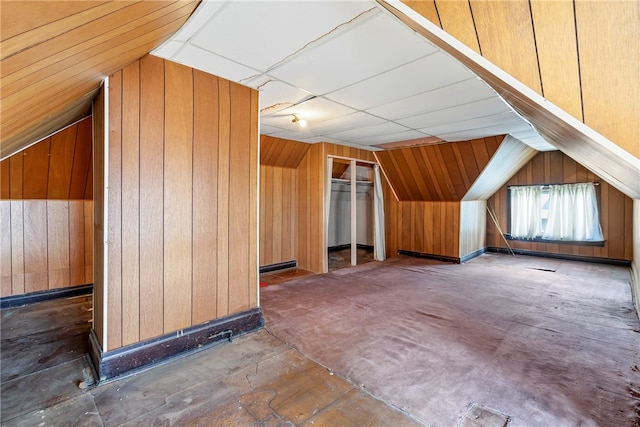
[151,0,553,153]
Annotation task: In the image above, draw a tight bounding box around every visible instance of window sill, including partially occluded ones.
[505,235,605,247]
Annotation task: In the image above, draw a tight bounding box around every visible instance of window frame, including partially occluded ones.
[506,182,605,247]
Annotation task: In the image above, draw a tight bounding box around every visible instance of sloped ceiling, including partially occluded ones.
[0,0,200,160]
[151,0,551,152]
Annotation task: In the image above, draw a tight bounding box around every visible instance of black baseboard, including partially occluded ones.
[88,307,264,382]
[398,250,460,264]
[460,247,487,263]
[0,284,93,310]
[486,247,632,267]
[259,260,297,274]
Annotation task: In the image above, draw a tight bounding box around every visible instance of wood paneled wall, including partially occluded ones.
[403,0,639,159]
[96,55,258,351]
[384,179,460,259]
[260,165,297,266]
[260,135,309,168]
[1,0,201,159]
[325,143,377,163]
[1,117,93,200]
[486,151,633,261]
[296,143,325,273]
[0,200,93,297]
[375,137,501,201]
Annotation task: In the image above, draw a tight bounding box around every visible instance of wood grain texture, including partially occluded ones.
[403,0,639,159]
[1,0,200,159]
[297,143,324,273]
[46,201,70,289]
[92,84,105,348]
[121,62,140,346]
[0,117,93,200]
[163,60,193,333]
[96,56,259,350]
[460,200,486,258]
[376,138,501,201]
[0,201,12,296]
[260,135,310,168]
[260,166,297,267]
[486,151,633,261]
[192,69,219,325]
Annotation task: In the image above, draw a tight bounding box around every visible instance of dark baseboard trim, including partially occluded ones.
[328,244,375,252]
[486,247,632,267]
[88,307,264,382]
[398,250,460,264]
[0,284,93,310]
[460,247,487,263]
[260,260,297,274]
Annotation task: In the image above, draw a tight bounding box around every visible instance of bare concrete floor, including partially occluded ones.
[261,253,640,426]
[2,253,639,426]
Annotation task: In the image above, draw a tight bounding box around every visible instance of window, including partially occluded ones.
[509,182,604,243]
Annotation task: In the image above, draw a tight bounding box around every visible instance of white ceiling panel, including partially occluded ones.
[191,1,375,73]
[325,121,409,140]
[308,112,386,134]
[397,97,510,129]
[151,0,552,153]
[172,44,259,82]
[256,80,312,114]
[325,52,473,110]
[367,77,497,120]
[268,12,438,95]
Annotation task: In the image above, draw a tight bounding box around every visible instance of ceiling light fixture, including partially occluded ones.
[292,113,307,128]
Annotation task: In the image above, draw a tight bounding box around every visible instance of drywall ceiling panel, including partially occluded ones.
[348,129,431,145]
[172,44,259,82]
[367,77,497,120]
[325,121,410,140]
[307,112,386,134]
[422,111,520,136]
[325,52,473,110]
[268,12,437,95]
[397,97,509,129]
[190,1,374,72]
[257,80,312,114]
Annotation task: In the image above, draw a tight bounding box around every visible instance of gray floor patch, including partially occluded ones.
[458,403,510,427]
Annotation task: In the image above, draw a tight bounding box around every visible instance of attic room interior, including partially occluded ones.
[1,0,639,426]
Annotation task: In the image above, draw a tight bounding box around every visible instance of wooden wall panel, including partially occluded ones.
[99,56,258,351]
[405,0,639,159]
[0,117,93,200]
[325,143,377,163]
[92,84,105,347]
[1,1,201,159]
[0,200,93,297]
[486,152,633,261]
[297,143,324,273]
[260,165,298,266]
[376,137,501,201]
[260,135,310,168]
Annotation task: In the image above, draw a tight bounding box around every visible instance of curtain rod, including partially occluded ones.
[508,182,599,189]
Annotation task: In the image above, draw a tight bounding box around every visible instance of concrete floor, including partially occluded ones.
[2,253,639,426]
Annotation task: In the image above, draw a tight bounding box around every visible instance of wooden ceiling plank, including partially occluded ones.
[2,13,191,137]
[2,2,197,100]
[1,1,110,43]
[401,1,440,27]
[468,0,542,94]
[529,0,582,120]
[1,2,128,60]
[2,2,190,87]
[434,0,480,54]
[0,158,10,199]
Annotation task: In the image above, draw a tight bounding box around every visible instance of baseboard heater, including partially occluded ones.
[0,284,93,310]
[259,260,297,274]
[328,244,374,252]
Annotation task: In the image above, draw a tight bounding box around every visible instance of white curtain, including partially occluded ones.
[542,183,603,241]
[373,164,386,261]
[323,156,333,273]
[510,185,542,239]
